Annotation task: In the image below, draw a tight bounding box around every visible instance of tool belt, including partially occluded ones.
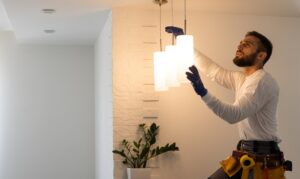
[220,140,292,179]
[237,140,280,154]
[232,150,284,168]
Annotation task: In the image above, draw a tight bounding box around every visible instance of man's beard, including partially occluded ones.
[233,52,258,67]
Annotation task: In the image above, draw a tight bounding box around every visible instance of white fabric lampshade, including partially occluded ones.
[176,35,194,83]
[153,51,168,91]
[165,45,180,87]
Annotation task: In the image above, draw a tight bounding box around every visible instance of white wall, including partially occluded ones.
[112,7,300,179]
[95,11,113,179]
[0,31,95,179]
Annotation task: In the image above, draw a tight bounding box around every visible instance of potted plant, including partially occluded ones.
[113,122,179,179]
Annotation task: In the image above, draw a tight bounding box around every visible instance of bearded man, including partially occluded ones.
[186,31,291,179]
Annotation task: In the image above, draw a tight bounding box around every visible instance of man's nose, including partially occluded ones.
[237,44,243,50]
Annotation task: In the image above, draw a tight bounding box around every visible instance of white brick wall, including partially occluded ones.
[112,7,161,179]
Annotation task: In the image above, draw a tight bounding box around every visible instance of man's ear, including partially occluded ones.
[258,51,267,61]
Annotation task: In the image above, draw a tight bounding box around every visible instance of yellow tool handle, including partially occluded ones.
[240,155,255,179]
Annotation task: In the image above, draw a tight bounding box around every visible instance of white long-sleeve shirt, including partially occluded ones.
[194,49,281,142]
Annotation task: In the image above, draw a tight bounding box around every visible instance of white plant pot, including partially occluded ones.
[127,168,151,179]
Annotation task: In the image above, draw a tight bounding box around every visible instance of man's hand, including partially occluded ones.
[186,65,208,97]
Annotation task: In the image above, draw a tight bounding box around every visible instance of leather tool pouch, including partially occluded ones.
[220,156,241,177]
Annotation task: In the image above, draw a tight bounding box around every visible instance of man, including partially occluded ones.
[186,31,291,179]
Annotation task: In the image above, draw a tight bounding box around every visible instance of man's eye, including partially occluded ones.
[243,43,251,47]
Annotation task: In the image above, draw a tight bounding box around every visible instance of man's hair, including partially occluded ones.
[246,31,273,64]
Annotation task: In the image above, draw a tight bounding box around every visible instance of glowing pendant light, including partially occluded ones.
[176,35,194,83]
[165,45,180,87]
[153,0,168,91]
[164,0,180,88]
[175,0,195,83]
[153,51,168,91]
[153,0,195,90]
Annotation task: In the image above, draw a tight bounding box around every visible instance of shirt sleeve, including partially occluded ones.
[201,81,274,124]
[194,49,243,91]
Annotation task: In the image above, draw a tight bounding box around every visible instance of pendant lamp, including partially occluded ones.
[176,0,195,83]
[153,0,168,91]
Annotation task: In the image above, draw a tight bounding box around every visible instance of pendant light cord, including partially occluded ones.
[171,0,175,44]
[171,0,174,26]
[184,0,186,34]
[159,4,162,51]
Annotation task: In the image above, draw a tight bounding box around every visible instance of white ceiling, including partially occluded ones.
[1,0,300,45]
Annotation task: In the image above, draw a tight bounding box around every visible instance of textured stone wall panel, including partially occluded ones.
[112,7,160,179]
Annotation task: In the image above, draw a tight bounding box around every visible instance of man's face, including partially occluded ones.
[233,36,260,67]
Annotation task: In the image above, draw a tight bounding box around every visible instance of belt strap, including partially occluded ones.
[237,140,280,154]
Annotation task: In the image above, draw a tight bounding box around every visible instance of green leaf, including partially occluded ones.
[133,141,139,148]
[112,150,126,157]
[133,148,139,153]
[122,139,128,145]
[155,146,160,155]
[150,123,157,132]
[139,123,145,128]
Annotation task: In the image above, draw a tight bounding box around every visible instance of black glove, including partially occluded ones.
[165,26,184,37]
[186,65,208,97]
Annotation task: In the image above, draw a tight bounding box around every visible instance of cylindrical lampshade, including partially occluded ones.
[153,51,168,91]
[176,35,194,83]
[165,45,180,87]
